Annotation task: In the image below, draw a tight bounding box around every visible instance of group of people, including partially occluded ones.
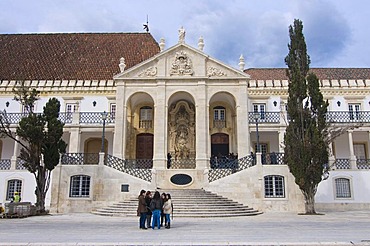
[137,190,173,230]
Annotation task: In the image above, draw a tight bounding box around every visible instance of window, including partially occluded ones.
[6,179,22,201]
[70,175,91,198]
[66,103,78,113]
[110,103,116,120]
[139,106,153,129]
[213,106,226,128]
[348,103,360,121]
[253,104,266,120]
[264,175,285,198]
[335,178,351,198]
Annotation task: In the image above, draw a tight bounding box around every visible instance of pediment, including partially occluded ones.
[114,43,249,80]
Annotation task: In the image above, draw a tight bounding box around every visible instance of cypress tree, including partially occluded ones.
[284,19,329,214]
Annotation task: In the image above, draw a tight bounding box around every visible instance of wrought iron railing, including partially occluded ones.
[61,153,99,165]
[125,159,153,169]
[262,152,284,165]
[209,155,256,182]
[325,111,370,123]
[248,112,280,124]
[168,159,196,169]
[16,159,27,170]
[105,154,152,182]
[333,159,351,169]
[357,159,370,169]
[79,112,115,124]
[0,159,11,170]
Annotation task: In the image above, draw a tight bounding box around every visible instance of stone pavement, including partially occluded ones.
[0,211,370,246]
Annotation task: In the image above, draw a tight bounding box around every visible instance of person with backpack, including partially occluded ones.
[150,191,163,229]
[163,193,173,229]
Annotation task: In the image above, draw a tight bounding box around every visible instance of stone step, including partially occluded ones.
[92,189,262,218]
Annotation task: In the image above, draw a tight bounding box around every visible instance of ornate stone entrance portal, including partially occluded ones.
[168,100,195,168]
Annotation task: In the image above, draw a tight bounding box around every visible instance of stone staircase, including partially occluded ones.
[92,189,262,217]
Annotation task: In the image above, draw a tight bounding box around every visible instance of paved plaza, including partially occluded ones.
[0,211,370,246]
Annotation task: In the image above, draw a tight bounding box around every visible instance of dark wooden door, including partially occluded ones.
[136,134,154,159]
[211,133,229,156]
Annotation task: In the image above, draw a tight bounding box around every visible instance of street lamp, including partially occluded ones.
[101,111,108,153]
[253,111,260,153]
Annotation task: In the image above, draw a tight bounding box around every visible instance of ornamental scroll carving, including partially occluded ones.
[168,101,195,160]
[138,66,157,77]
[207,66,227,77]
[170,51,194,76]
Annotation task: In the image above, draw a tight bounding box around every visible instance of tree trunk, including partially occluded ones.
[303,191,316,214]
[35,168,46,213]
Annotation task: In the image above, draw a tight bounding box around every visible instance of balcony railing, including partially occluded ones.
[2,110,370,126]
[333,159,351,169]
[61,153,99,165]
[357,159,370,170]
[248,112,280,124]
[0,159,11,170]
[213,120,226,129]
[262,152,284,165]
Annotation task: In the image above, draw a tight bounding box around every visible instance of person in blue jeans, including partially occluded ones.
[137,190,147,229]
[163,193,172,229]
[150,191,163,229]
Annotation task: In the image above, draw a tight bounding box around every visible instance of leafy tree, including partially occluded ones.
[0,81,66,213]
[284,19,329,214]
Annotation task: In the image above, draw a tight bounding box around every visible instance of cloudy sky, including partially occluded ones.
[1,0,369,69]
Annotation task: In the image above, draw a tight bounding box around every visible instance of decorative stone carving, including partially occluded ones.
[178,26,185,44]
[170,51,194,76]
[119,57,126,72]
[168,101,195,160]
[207,66,227,77]
[138,66,157,77]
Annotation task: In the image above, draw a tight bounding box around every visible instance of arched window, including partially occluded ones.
[139,106,153,129]
[6,179,22,201]
[264,175,285,198]
[213,106,226,128]
[70,175,91,198]
[335,178,351,198]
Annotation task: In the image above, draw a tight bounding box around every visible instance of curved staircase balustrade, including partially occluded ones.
[208,155,256,182]
[104,154,152,182]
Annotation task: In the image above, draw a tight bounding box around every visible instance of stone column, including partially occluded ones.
[11,136,20,170]
[278,129,285,153]
[348,130,357,169]
[113,81,126,159]
[195,80,208,169]
[153,81,166,169]
[68,128,81,153]
[236,80,249,157]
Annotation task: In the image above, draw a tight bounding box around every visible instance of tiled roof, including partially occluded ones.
[0,33,160,81]
[245,68,370,81]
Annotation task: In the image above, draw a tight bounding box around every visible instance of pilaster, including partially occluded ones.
[153,80,166,170]
[113,81,126,159]
[236,80,249,157]
[195,80,208,169]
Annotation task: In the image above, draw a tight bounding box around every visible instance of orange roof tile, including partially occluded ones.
[0,33,160,81]
[245,68,370,81]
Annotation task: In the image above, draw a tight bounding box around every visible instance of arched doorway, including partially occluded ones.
[211,133,229,157]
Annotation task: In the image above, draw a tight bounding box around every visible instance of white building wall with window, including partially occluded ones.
[0,171,52,209]
[316,171,370,211]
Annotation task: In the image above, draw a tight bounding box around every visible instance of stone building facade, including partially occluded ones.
[1,30,370,213]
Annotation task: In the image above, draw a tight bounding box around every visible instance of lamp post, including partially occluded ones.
[254,111,260,153]
[101,111,108,153]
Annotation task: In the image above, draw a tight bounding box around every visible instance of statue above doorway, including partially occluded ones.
[168,101,195,160]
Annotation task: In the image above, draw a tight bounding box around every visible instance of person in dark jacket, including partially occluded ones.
[150,191,163,229]
[137,189,148,229]
[145,191,152,229]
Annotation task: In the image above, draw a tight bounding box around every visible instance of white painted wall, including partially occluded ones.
[0,171,52,209]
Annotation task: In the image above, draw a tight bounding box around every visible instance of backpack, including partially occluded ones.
[149,200,156,211]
